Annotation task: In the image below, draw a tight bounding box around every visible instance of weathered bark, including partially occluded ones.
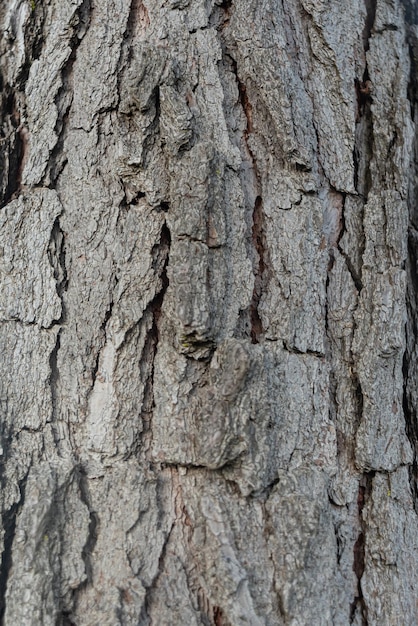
[1,0,418,624]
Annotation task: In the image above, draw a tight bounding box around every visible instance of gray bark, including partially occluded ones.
[0,0,418,624]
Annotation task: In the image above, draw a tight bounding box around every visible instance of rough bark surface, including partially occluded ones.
[1,0,418,624]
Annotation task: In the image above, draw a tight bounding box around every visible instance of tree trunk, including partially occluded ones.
[0,0,418,624]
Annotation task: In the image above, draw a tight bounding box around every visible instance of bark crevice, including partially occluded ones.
[350,472,373,626]
[49,329,62,432]
[77,469,99,588]
[403,0,418,514]
[140,222,171,452]
[48,216,68,316]
[0,91,27,206]
[250,195,266,344]
[227,54,269,345]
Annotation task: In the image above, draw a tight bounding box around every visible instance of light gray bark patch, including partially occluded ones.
[122,45,168,114]
[0,468,28,624]
[170,238,214,358]
[0,189,62,328]
[265,467,338,626]
[3,463,90,626]
[361,467,418,625]
[152,339,250,469]
[159,83,193,154]
[260,195,328,353]
[22,0,92,185]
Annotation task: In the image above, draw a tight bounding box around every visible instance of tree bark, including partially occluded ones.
[1,0,418,624]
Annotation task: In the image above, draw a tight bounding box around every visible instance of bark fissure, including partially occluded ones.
[402,345,418,514]
[350,473,373,625]
[49,329,62,430]
[77,469,99,588]
[282,341,325,359]
[404,9,418,120]
[250,195,266,344]
[19,2,48,84]
[336,192,364,292]
[48,216,68,315]
[0,97,28,206]
[87,298,115,397]
[403,234,418,512]
[363,0,377,52]
[140,222,171,451]
[353,0,376,204]
[402,0,418,514]
[228,54,267,344]
[124,0,150,47]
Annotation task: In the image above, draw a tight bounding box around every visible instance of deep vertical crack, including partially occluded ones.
[250,196,266,344]
[363,0,377,52]
[350,473,373,625]
[49,329,62,430]
[77,468,99,587]
[403,229,418,514]
[138,221,171,452]
[402,1,418,513]
[124,0,150,49]
[0,92,27,206]
[48,216,68,315]
[353,0,376,202]
[48,217,68,443]
[227,54,267,343]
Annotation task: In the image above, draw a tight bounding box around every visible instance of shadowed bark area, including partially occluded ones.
[0,0,418,624]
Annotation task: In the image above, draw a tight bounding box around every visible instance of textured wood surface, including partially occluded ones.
[1,0,418,624]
